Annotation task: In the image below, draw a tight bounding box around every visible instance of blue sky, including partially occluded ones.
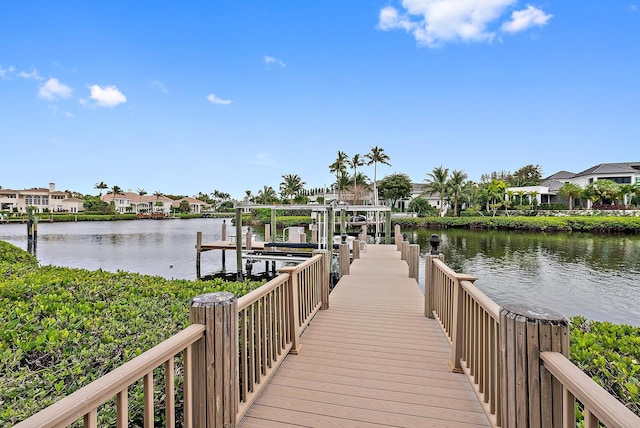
[1,1,639,199]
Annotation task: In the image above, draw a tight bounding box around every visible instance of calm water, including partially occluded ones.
[1,219,639,325]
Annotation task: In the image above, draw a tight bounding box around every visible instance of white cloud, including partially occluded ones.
[502,5,553,33]
[0,65,15,78]
[18,68,43,80]
[38,78,73,100]
[251,153,275,166]
[207,93,232,105]
[89,84,127,107]
[378,1,551,47]
[150,80,168,93]
[264,55,286,68]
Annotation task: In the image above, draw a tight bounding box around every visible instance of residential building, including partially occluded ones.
[507,162,640,207]
[99,192,209,214]
[0,183,84,213]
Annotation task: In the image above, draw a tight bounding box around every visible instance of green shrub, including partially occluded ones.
[0,243,264,425]
[0,241,38,266]
[570,316,640,418]
[390,216,640,233]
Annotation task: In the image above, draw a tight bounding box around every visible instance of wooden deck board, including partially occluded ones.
[238,244,490,427]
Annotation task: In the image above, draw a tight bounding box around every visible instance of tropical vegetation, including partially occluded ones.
[0,241,263,425]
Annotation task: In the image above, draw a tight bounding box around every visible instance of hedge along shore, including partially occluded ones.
[1,234,638,424]
[391,215,640,233]
[0,240,264,426]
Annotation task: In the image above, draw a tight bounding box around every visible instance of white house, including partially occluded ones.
[0,183,84,213]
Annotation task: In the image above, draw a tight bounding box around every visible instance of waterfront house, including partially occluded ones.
[0,183,84,213]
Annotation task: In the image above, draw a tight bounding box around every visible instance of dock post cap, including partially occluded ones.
[429,234,441,254]
[191,292,236,307]
[501,304,567,323]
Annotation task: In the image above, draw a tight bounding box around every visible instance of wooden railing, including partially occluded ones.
[237,252,327,419]
[15,324,206,428]
[16,250,330,428]
[425,253,640,428]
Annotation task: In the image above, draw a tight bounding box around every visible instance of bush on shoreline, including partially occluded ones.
[1,241,638,423]
[391,215,640,233]
[0,241,264,425]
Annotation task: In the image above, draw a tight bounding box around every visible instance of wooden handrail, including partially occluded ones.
[15,324,205,428]
[541,351,640,428]
[460,279,501,321]
[237,273,290,311]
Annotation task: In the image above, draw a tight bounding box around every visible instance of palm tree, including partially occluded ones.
[153,190,163,213]
[280,174,306,203]
[423,166,449,217]
[558,183,583,210]
[348,154,365,202]
[94,181,108,196]
[109,185,123,202]
[256,185,277,204]
[446,170,467,217]
[137,188,147,213]
[365,146,391,206]
[329,151,349,202]
[482,179,507,216]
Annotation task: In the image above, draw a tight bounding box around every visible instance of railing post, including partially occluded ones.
[448,274,477,373]
[425,234,444,318]
[221,220,227,241]
[424,253,444,318]
[339,235,350,276]
[499,305,569,428]
[313,250,331,310]
[401,234,409,261]
[264,223,270,242]
[394,224,402,250]
[190,292,238,428]
[286,270,304,355]
[353,239,361,259]
[408,244,419,281]
[245,228,252,250]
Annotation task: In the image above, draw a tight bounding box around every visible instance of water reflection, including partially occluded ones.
[1,220,638,324]
[412,229,640,325]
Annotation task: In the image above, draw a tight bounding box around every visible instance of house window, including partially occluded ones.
[588,178,594,184]
[34,196,41,205]
[598,176,631,184]
[25,196,33,205]
[42,196,49,205]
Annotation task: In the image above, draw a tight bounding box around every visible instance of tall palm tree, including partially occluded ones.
[136,188,147,213]
[365,146,391,206]
[423,166,449,217]
[329,151,349,202]
[256,185,277,204]
[280,173,306,203]
[109,185,123,202]
[348,154,365,202]
[94,181,108,196]
[446,170,467,217]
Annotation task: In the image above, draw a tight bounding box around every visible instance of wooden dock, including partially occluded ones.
[238,244,490,427]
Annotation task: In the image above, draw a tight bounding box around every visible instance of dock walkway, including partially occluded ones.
[239,244,490,427]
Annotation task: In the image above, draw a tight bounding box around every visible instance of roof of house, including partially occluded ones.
[544,170,575,180]
[540,179,566,192]
[573,162,640,177]
[172,197,207,206]
[101,192,174,203]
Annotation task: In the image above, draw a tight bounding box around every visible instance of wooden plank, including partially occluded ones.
[238,245,491,428]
